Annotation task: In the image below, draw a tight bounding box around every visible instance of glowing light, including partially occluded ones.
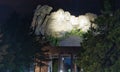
[60,70,63,72]
[68,69,71,72]
[78,16,91,32]
[36,8,97,38]
[62,57,64,60]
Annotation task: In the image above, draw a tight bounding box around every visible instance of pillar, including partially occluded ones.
[71,54,74,72]
[51,59,53,72]
[74,63,77,72]
[58,54,60,72]
[50,58,52,72]
[48,55,52,72]
[58,54,64,72]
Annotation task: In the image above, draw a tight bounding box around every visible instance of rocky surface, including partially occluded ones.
[31,5,53,35]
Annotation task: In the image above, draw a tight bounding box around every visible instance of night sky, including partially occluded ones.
[0,0,102,16]
[0,0,120,29]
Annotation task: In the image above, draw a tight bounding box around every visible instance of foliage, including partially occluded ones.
[46,35,60,46]
[46,29,84,46]
[32,35,50,67]
[65,29,84,37]
[77,0,120,71]
[102,0,112,14]
[0,11,34,72]
[53,59,58,72]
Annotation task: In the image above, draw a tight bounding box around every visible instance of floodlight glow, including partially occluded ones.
[62,57,64,60]
[33,7,97,38]
[60,70,63,72]
[70,16,79,26]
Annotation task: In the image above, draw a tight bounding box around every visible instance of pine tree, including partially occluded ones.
[78,0,120,72]
[32,35,50,69]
